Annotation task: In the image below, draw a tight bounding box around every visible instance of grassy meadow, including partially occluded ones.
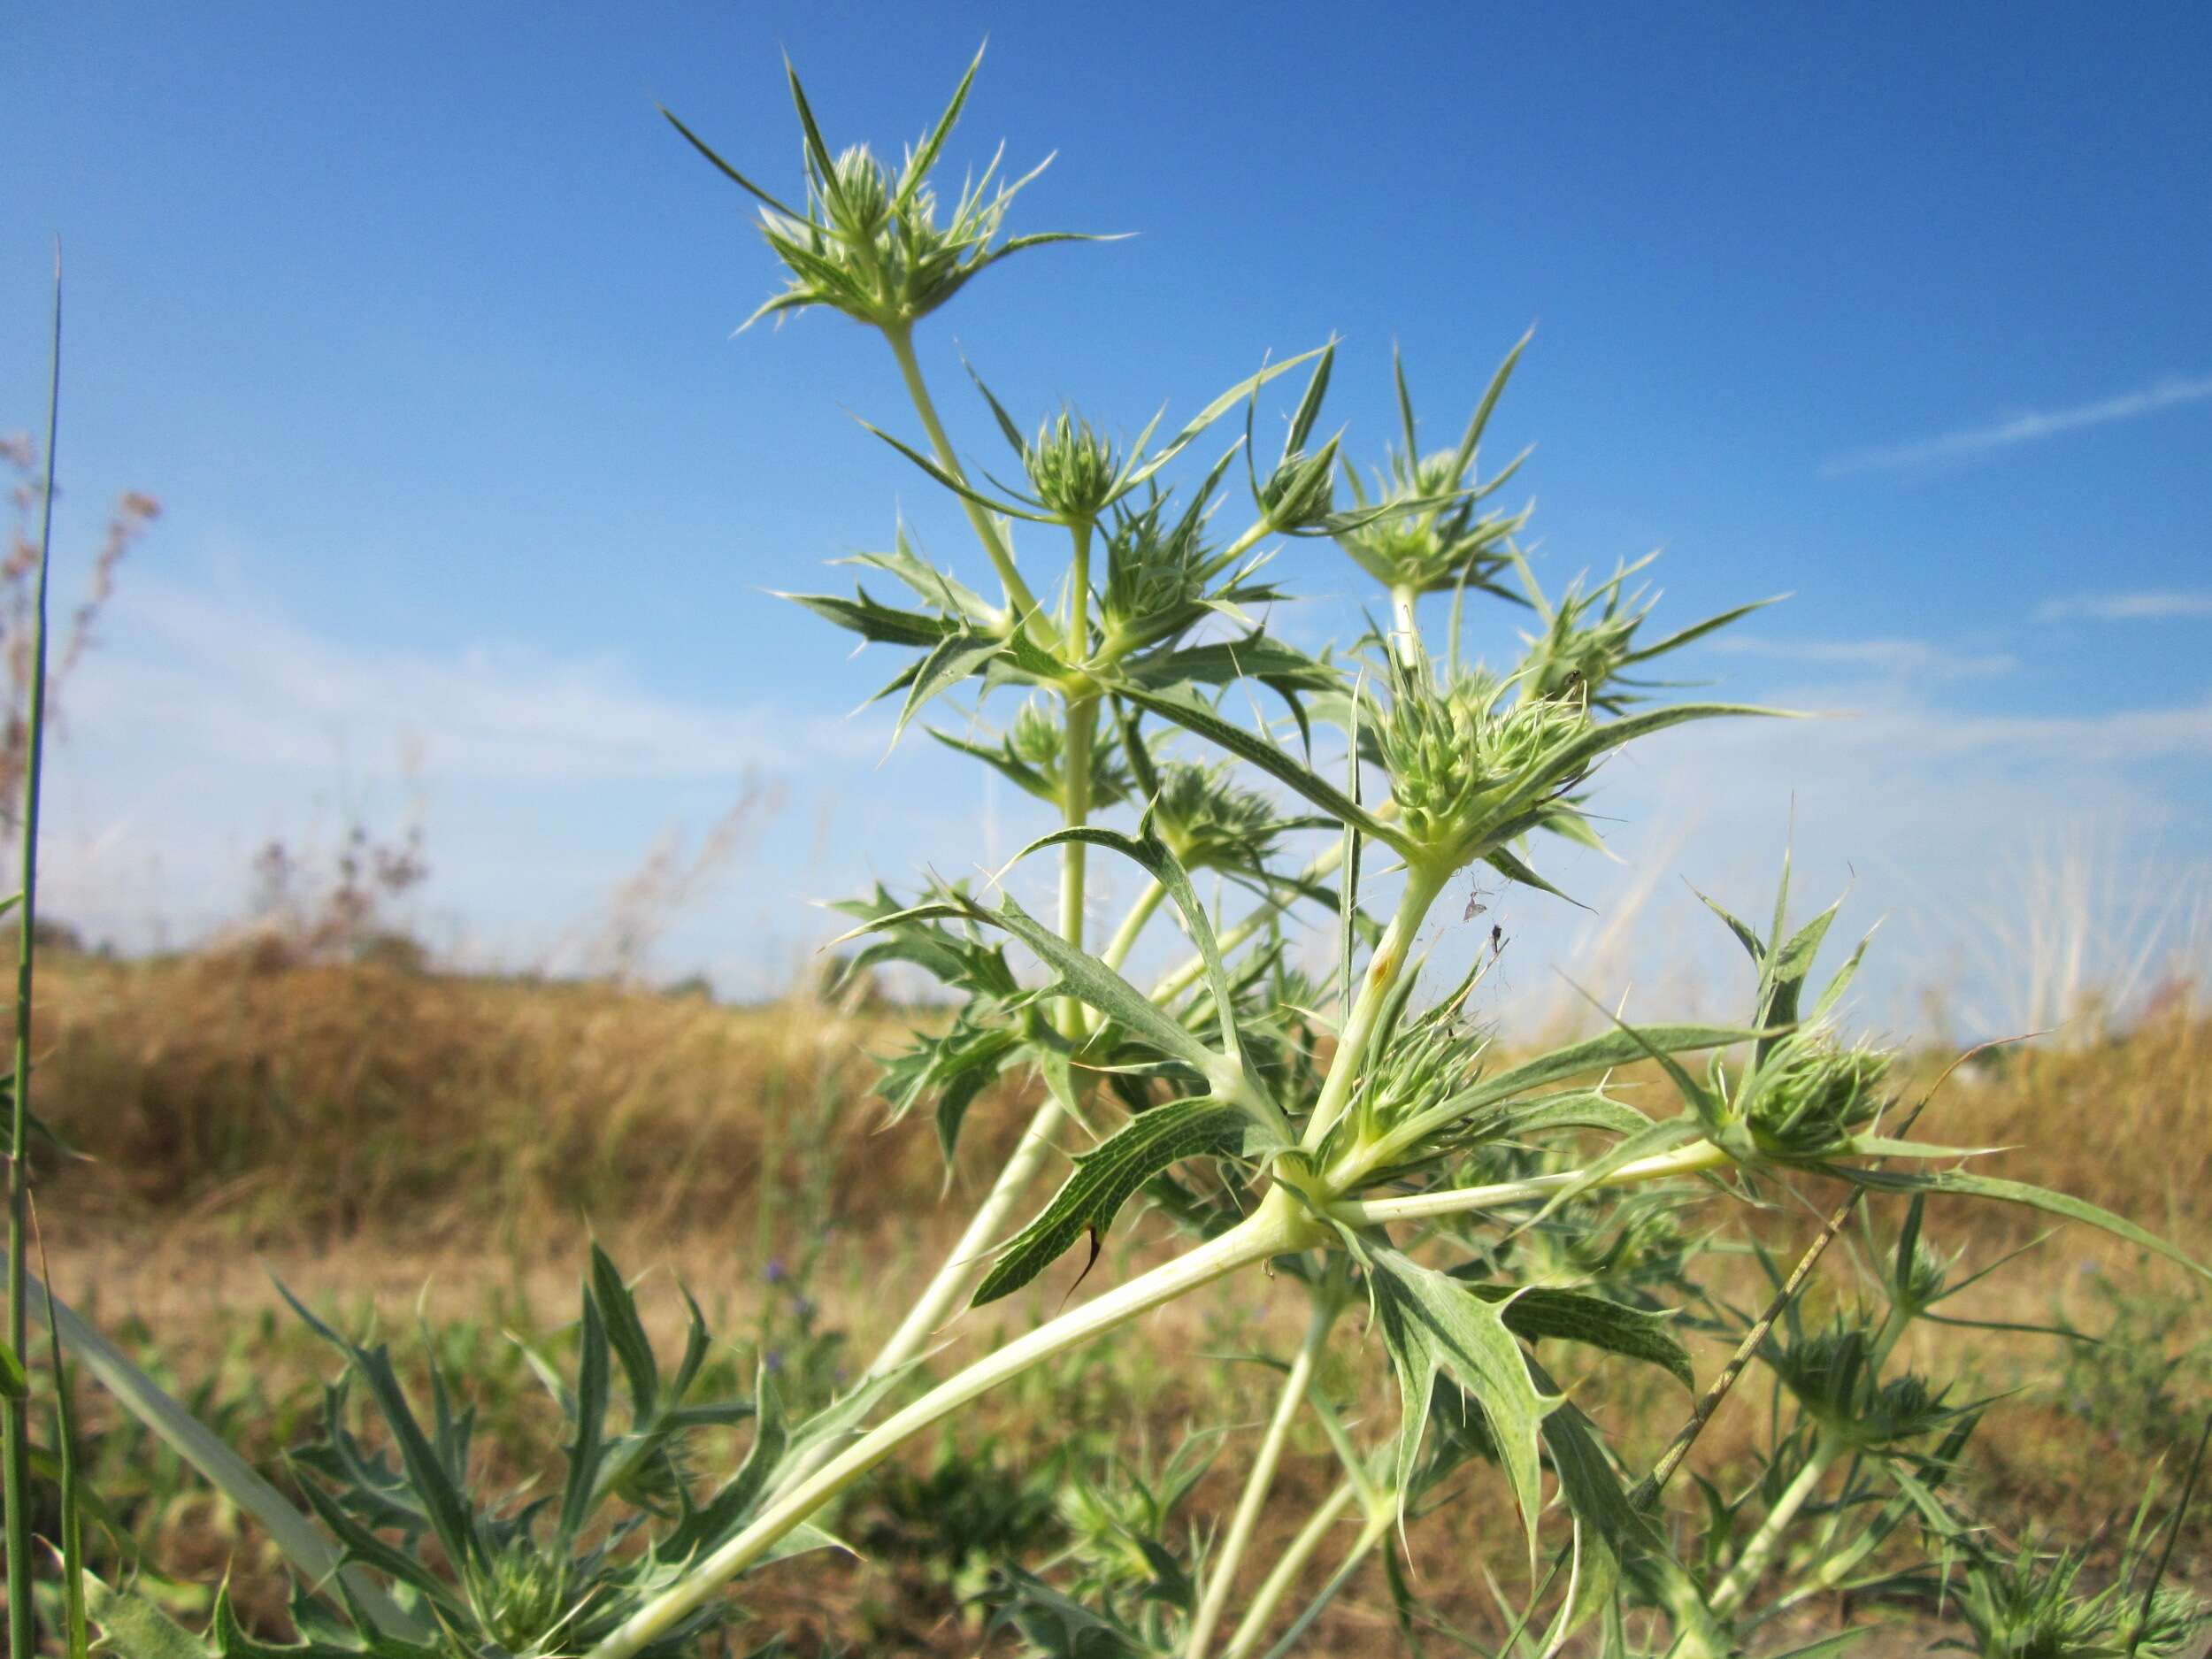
[25,939,2212,1654]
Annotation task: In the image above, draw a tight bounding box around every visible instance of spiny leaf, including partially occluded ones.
[963,888,1224,1078]
[972,1100,1256,1306]
[893,631,1006,742]
[1837,1167,2212,1286]
[85,1575,211,1659]
[1459,1282,1694,1390]
[1114,679,1399,845]
[1024,821,1279,1127]
[1371,1249,1561,1560]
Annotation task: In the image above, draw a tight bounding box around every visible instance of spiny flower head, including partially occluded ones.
[1255,439,1341,534]
[665,47,1101,334]
[1024,412,1120,520]
[1738,1036,1891,1160]
[1375,661,1592,864]
[1150,761,1283,873]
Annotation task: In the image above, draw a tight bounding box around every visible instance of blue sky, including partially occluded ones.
[7,2,2210,1030]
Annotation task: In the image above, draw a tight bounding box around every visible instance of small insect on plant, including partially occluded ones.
[32,44,2211,1659]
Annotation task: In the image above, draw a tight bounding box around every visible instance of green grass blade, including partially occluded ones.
[12,1261,430,1640]
[5,243,65,1659]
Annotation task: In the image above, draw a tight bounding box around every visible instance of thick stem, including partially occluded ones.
[1185,1294,1339,1659]
[1706,1433,1839,1617]
[588,1194,1316,1659]
[1299,864,1448,1154]
[842,1094,1070,1394]
[1100,880,1165,977]
[1220,1480,1361,1659]
[1331,1139,1735,1229]
[881,321,1049,635]
[4,253,60,1659]
[1388,584,1421,668]
[1057,694,1098,1037]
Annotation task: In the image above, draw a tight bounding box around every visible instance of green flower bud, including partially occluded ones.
[826,144,891,236]
[1763,1321,1951,1447]
[1739,1038,1890,1161]
[1007,698,1131,808]
[1024,412,1120,520]
[1257,438,1340,533]
[1150,762,1281,873]
[668,49,1099,333]
[1375,664,1593,864]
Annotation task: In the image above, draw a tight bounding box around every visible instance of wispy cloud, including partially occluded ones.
[2037,588,2212,623]
[1820,372,2212,477]
[73,575,890,785]
[1709,634,2017,679]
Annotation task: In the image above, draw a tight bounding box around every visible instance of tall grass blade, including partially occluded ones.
[6,1259,429,1641]
[5,242,64,1659]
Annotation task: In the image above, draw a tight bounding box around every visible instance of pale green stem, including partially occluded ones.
[1066,517,1093,657]
[881,320,1050,636]
[1100,879,1166,977]
[1707,1432,1840,1617]
[1299,864,1449,1154]
[1185,1294,1339,1659]
[587,1192,1318,1659]
[1220,1479,1361,1659]
[1330,1139,1736,1229]
[788,609,1105,1487]
[1057,694,1098,1037]
[833,1094,1070,1391]
[1388,583,1421,668]
[1217,517,1273,566]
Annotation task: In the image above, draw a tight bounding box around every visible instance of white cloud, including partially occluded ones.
[2037,588,2212,623]
[73,574,887,786]
[1819,372,2212,477]
[1709,634,2017,680]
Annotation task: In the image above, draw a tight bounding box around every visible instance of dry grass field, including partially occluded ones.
[18,941,2210,1654]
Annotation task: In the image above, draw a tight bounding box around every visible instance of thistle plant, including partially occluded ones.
[45,43,2212,1659]
[562,48,2210,1658]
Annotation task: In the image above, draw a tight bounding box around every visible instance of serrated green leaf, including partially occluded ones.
[85,1576,211,1659]
[588,1245,659,1422]
[961,889,1223,1079]
[779,588,955,649]
[1461,1283,1694,1389]
[1023,822,1281,1131]
[557,1288,610,1544]
[1371,1250,1560,1560]
[893,631,1006,743]
[972,1100,1254,1305]
[1836,1167,2212,1286]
